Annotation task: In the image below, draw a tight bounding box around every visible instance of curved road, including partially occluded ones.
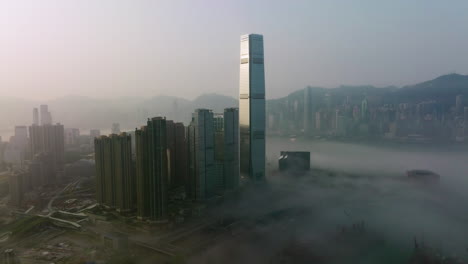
[46,180,79,216]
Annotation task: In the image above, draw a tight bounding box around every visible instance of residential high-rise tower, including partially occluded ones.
[94,133,135,212]
[187,109,215,200]
[223,108,239,189]
[111,123,121,134]
[304,86,313,136]
[135,117,168,220]
[33,108,39,126]
[29,123,65,171]
[40,105,52,125]
[113,133,135,212]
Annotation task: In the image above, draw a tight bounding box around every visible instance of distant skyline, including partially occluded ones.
[1,0,468,101]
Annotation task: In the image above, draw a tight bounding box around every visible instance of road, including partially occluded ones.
[35,179,85,229]
[46,180,80,216]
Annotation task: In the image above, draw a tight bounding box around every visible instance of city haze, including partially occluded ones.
[1,2,468,263]
[1,0,468,101]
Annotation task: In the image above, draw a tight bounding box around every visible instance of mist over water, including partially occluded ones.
[1,1,467,262]
[191,138,468,263]
[267,137,468,193]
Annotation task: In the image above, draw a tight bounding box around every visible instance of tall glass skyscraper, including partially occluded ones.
[239,34,266,181]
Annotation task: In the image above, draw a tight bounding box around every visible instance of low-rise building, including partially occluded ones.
[278,151,310,174]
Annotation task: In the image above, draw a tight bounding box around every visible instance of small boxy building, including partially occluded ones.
[102,232,128,251]
[278,151,310,173]
[406,170,440,184]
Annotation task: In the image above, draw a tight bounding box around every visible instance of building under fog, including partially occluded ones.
[278,151,311,173]
[166,121,187,189]
[188,109,216,201]
[30,152,56,186]
[8,170,30,207]
[65,128,80,146]
[33,108,39,125]
[94,135,114,207]
[29,123,65,171]
[94,133,135,213]
[40,105,53,125]
[222,108,240,190]
[239,34,266,181]
[4,126,29,165]
[90,129,101,145]
[456,94,464,116]
[111,123,121,134]
[186,108,239,198]
[135,117,168,220]
[303,86,314,136]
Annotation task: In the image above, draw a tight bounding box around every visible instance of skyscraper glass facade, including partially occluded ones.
[239,34,266,181]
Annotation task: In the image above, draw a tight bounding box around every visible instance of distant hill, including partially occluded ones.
[1,74,467,139]
[268,74,468,108]
[394,74,468,104]
[191,94,237,112]
[0,93,238,138]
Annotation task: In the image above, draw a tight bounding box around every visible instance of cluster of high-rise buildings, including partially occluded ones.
[6,105,65,207]
[3,105,61,166]
[269,88,468,143]
[94,34,266,221]
[33,105,53,126]
[95,108,240,220]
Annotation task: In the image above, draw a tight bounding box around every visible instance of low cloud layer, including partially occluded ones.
[189,139,468,263]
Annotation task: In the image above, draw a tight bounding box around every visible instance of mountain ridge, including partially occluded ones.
[1,74,467,139]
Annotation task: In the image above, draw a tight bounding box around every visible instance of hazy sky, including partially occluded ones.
[1,0,468,100]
